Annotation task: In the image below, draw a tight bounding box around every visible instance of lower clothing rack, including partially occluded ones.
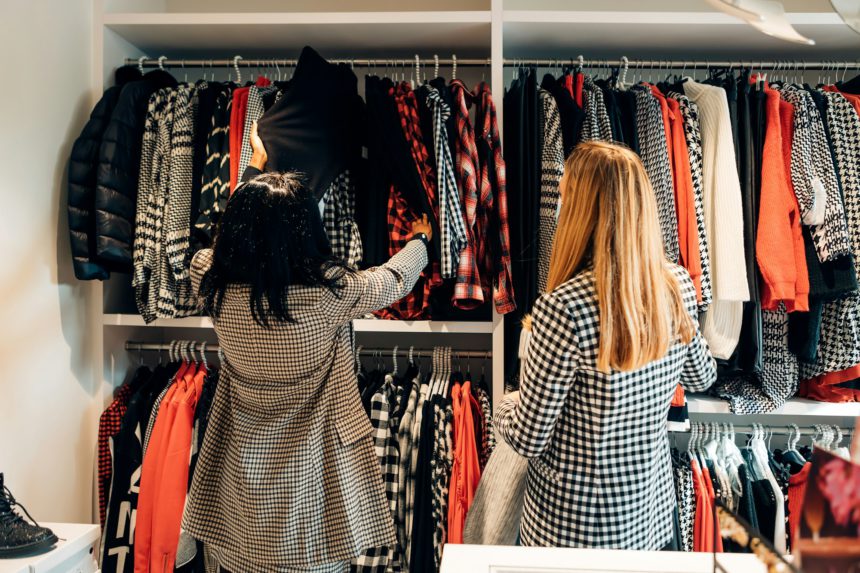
[677,422,855,436]
[124,341,491,359]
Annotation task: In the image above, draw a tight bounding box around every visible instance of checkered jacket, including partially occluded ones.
[496,264,716,549]
[182,240,428,570]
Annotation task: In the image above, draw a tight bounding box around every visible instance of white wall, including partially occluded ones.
[0,0,99,523]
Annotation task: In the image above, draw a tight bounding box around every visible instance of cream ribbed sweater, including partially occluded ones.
[683,80,750,359]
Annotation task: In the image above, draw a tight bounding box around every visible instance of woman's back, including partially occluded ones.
[497,263,714,549]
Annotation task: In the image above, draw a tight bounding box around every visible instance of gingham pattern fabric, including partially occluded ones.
[495,264,716,549]
[537,90,564,294]
[581,76,614,142]
[238,85,278,178]
[159,84,198,319]
[182,240,428,570]
[394,379,418,569]
[196,88,232,241]
[133,88,170,323]
[351,376,401,573]
[403,384,428,569]
[780,85,851,262]
[473,82,517,315]
[322,170,364,268]
[426,87,469,279]
[143,383,171,455]
[476,384,495,470]
[714,305,798,414]
[670,92,713,312]
[430,399,454,569]
[97,383,134,527]
[449,80,484,308]
[673,463,695,552]
[799,91,860,379]
[633,86,681,263]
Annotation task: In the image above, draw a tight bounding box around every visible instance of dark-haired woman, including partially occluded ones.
[182,123,432,572]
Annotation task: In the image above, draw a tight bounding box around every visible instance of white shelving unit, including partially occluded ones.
[92,0,860,426]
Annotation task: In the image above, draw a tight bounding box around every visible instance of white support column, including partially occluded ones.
[490,0,505,410]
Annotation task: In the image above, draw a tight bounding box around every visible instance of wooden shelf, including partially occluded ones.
[103,11,491,58]
[103,313,494,333]
[687,394,860,417]
[502,11,856,59]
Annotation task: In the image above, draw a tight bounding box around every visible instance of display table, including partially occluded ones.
[0,523,99,573]
[440,544,769,573]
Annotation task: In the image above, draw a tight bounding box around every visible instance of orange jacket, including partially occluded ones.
[756,82,809,312]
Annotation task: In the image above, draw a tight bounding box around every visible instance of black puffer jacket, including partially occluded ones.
[67,86,123,280]
[95,69,176,271]
[67,66,142,280]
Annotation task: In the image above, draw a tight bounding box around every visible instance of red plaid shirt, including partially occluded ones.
[450,80,485,309]
[375,82,442,319]
[98,382,134,526]
[474,82,516,314]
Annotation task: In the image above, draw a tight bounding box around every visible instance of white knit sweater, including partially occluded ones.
[683,80,750,359]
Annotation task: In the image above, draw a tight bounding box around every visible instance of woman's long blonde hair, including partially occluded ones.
[546,141,695,372]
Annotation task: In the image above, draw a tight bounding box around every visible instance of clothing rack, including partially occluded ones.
[127,56,860,71]
[124,341,491,359]
[676,423,855,436]
[127,56,490,68]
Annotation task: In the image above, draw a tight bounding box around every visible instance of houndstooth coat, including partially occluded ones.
[182,239,428,571]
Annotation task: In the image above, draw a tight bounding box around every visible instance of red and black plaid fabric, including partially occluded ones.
[474,82,516,314]
[97,382,134,526]
[450,80,485,310]
[375,82,442,320]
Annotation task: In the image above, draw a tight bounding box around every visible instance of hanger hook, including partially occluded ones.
[138,55,147,75]
[158,55,167,71]
[452,54,457,80]
[233,55,243,84]
[200,341,208,370]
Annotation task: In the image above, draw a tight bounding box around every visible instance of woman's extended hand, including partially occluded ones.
[249,121,267,170]
[409,214,433,241]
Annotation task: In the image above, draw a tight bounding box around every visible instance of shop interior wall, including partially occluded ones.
[0,0,99,523]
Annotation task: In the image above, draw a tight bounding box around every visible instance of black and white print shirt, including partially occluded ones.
[537,90,564,294]
[496,264,716,549]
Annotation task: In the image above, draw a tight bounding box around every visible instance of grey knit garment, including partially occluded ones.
[462,438,528,546]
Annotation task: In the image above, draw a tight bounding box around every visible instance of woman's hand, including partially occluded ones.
[409,214,433,241]
[249,121,267,170]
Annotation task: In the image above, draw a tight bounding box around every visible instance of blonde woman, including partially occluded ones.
[496,141,717,550]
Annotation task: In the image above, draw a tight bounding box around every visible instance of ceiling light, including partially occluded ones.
[706,0,816,45]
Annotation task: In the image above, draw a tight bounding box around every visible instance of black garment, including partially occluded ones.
[597,81,624,143]
[737,463,760,534]
[101,365,173,573]
[190,82,226,253]
[410,398,438,573]
[504,68,540,388]
[742,449,777,545]
[257,46,362,202]
[67,85,123,281]
[540,74,581,158]
[616,89,640,154]
[95,69,177,271]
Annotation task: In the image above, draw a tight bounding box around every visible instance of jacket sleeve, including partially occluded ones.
[67,86,121,280]
[190,248,214,309]
[495,293,579,458]
[676,267,718,393]
[325,239,427,324]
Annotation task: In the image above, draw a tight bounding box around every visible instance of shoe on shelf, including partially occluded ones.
[0,473,58,558]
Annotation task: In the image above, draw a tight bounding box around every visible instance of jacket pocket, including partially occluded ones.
[334,404,373,446]
[531,456,560,483]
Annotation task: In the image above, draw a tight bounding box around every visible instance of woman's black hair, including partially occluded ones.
[199,171,350,327]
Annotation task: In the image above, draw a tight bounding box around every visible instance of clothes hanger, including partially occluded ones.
[233,55,243,85]
[200,341,208,372]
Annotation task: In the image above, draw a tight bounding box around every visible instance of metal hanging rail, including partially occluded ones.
[504,58,860,70]
[126,56,490,68]
[676,423,855,436]
[126,56,860,71]
[124,341,491,359]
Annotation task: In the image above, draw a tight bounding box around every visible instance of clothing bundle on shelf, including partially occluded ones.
[672,422,854,555]
[351,346,495,573]
[504,60,860,412]
[67,47,515,323]
[99,341,218,573]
